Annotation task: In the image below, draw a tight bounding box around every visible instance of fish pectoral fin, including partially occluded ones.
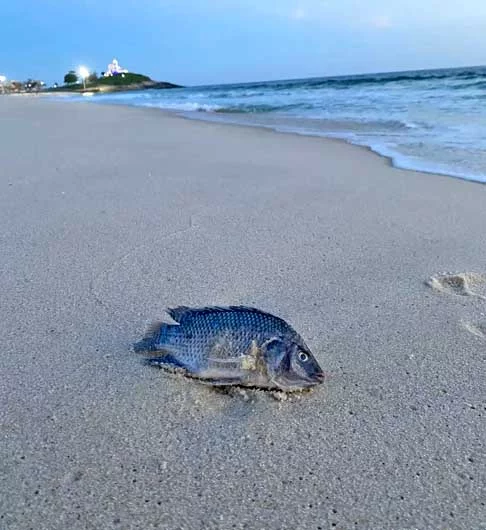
[195,368,246,386]
[206,357,241,365]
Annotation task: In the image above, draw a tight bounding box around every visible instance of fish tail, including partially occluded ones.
[133,321,170,353]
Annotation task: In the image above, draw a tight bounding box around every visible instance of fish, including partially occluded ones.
[134,306,325,392]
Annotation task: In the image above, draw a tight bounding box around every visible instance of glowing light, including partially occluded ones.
[0,75,6,83]
[78,66,89,80]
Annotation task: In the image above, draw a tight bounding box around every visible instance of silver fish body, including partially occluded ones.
[134,306,324,392]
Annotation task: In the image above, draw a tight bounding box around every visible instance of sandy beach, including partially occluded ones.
[1,96,485,529]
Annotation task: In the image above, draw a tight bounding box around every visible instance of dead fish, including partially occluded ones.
[134,306,325,392]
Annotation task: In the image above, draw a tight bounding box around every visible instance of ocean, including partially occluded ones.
[65,66,486,183]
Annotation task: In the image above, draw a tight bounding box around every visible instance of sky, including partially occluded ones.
[1,0,486,86]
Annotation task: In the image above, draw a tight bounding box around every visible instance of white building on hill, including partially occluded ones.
[104,58,129,77]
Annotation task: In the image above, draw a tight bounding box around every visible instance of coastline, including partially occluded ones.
[38,94,466,185]
[169,111,486,184]
[48,92,486,185]
[1,96,485,530]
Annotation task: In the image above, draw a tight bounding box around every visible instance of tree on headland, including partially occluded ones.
[64,70,78,84]
[87,71,98,83]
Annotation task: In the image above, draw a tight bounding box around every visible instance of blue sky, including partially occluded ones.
[1,1,485,86]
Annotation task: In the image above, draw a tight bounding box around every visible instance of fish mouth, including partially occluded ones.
[303,372,325,386]
[299,369,326,387]
[273,370,325,391]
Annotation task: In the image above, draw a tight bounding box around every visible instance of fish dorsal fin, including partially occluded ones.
[165,306,193,323]
[166,305,289,325]
[145,320,165,337]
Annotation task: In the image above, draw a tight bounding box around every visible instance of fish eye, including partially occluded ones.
[298,351,309,362]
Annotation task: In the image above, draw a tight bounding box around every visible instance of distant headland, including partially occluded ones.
[46,72,182,94]
[0,58,183,94]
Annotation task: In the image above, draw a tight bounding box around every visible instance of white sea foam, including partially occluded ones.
[140,101,223,112]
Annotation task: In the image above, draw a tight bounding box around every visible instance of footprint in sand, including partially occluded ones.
[426,272,486,340]
[461,320,486,340]
[426,272,486,300]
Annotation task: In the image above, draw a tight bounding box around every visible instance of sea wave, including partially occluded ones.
[233,68,486,91]
[140,101,224,112]
[138,101,307,114]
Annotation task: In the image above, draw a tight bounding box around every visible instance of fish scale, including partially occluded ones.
[163,307,284,368]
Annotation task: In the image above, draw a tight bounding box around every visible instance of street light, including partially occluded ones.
[79,66,89,90]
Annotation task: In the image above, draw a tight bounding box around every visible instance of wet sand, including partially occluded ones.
[1,96,485,529]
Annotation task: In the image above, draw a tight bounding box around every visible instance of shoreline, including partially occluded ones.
[41,93,486,187]
[153,110,486,185]
[44,92,486,185]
